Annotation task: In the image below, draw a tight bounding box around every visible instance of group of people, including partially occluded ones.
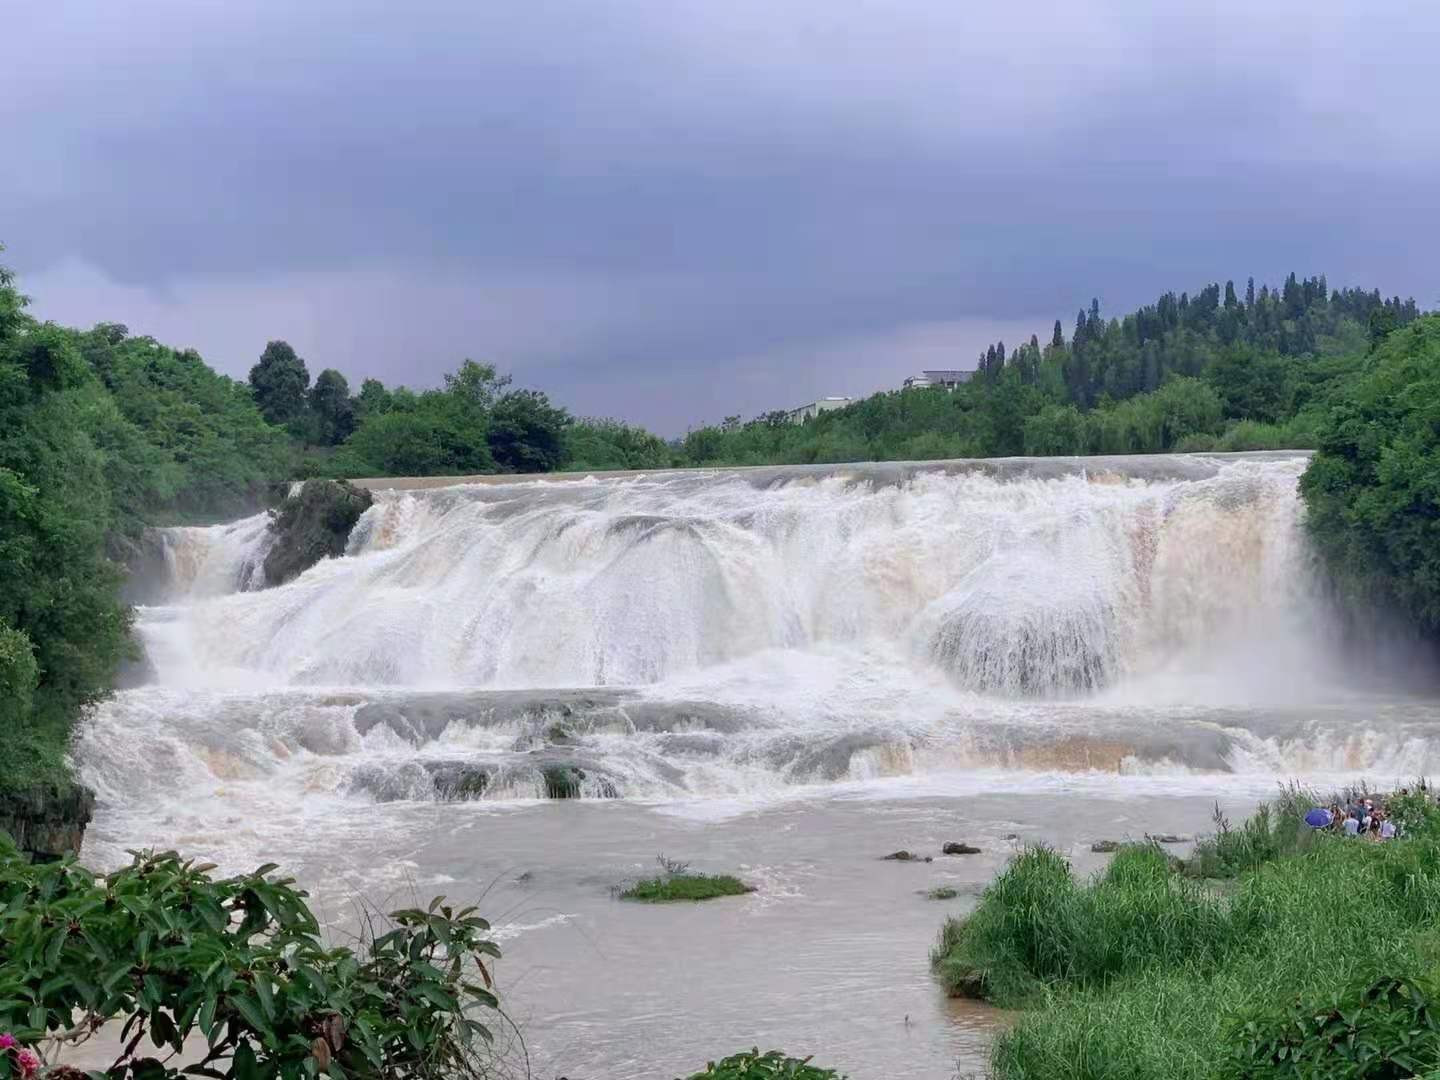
[1308,797,1398,840]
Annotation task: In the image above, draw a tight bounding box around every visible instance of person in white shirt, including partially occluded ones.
[1343,816,1361,837]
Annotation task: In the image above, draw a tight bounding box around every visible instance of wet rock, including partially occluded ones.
[1090,840,1121,853]
[1151,833,1190,844]
[0,782,94,861]
[882,850,932,862]
[424,763,492,801]
[113,633,159,689]
[943,842,982,855]
[262,479,373,587]
[118,527,172,605]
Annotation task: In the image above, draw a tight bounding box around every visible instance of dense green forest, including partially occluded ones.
[0,258,290,805]
[2,240,1438,817]
[674,275,1420,465]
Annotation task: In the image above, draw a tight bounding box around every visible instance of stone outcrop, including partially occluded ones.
[943,842,982,855]
[262,479,373,587]
[0,782,94,862]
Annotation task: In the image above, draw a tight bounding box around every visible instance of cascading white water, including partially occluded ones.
[131,456,1318,691]
[74,452,1440,867]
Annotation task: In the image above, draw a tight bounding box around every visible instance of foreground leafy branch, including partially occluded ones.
[0,835,503,1079]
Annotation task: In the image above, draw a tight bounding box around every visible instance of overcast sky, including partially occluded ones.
[5,1,1438,434]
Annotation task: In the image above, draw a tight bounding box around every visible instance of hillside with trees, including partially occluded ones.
[0,255,292,827]
[674,275,1420,465]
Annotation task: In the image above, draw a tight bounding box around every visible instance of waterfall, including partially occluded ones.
[76,452,1440,840]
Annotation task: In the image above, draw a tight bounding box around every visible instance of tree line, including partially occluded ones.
[676,274,1421,466]
[246,341,670,477]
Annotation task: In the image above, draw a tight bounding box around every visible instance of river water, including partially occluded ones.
[75,453,1440,1078]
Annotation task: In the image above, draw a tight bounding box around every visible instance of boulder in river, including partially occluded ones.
[262,479,373,587]
[942,842,982,855]
[1090,840,1121,853]
[938,840,984,858]
[882,850,933,862]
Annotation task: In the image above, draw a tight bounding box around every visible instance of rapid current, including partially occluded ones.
[74,452,1440,1078]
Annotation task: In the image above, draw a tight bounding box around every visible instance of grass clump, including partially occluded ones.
[619,854,755,902]
[621,873,754,903]
[933,843,1227,1004]
[679,1049,842,1078]
[935,789,1440,1080]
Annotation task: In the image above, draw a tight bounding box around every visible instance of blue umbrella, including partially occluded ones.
[1304,808,1333,829]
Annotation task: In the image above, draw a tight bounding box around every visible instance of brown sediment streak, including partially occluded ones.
[1007,738,1138,773]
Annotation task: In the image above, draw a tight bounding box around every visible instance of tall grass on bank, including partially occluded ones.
[933,789,1440,1080]
[932,844,1230,1004]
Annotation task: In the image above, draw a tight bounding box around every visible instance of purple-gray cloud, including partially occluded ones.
[4,0,1438,433]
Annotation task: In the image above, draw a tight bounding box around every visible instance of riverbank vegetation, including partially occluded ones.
[0,253,293,832]
[932,789,1440,1079]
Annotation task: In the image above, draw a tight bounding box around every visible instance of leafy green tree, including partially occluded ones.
[1023,404,1088,455]
[355,376,393,419]
[487,388,571,473]
[565,418,673,471]
[0,618,37,730]
[443,359,509,414]
[334,408,494,477]
[1301,316,1440,628]
[1203,347,1294,423]
[0,308,131,780]
[248,339,310,426]
[309,367,356,445]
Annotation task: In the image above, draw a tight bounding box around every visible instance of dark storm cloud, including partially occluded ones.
[4,0,1438,431]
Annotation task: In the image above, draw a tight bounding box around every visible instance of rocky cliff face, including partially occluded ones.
[0,781,94,862]
[262,479,373,587]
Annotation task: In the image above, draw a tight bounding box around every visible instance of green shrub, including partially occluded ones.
[679,1049,843,1079]
[1226,976,1440,1079]
[620,874,754,903]
[0,619,37,729]
[0,837,503,1079]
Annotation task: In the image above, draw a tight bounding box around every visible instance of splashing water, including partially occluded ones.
[75,453,1440,868]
